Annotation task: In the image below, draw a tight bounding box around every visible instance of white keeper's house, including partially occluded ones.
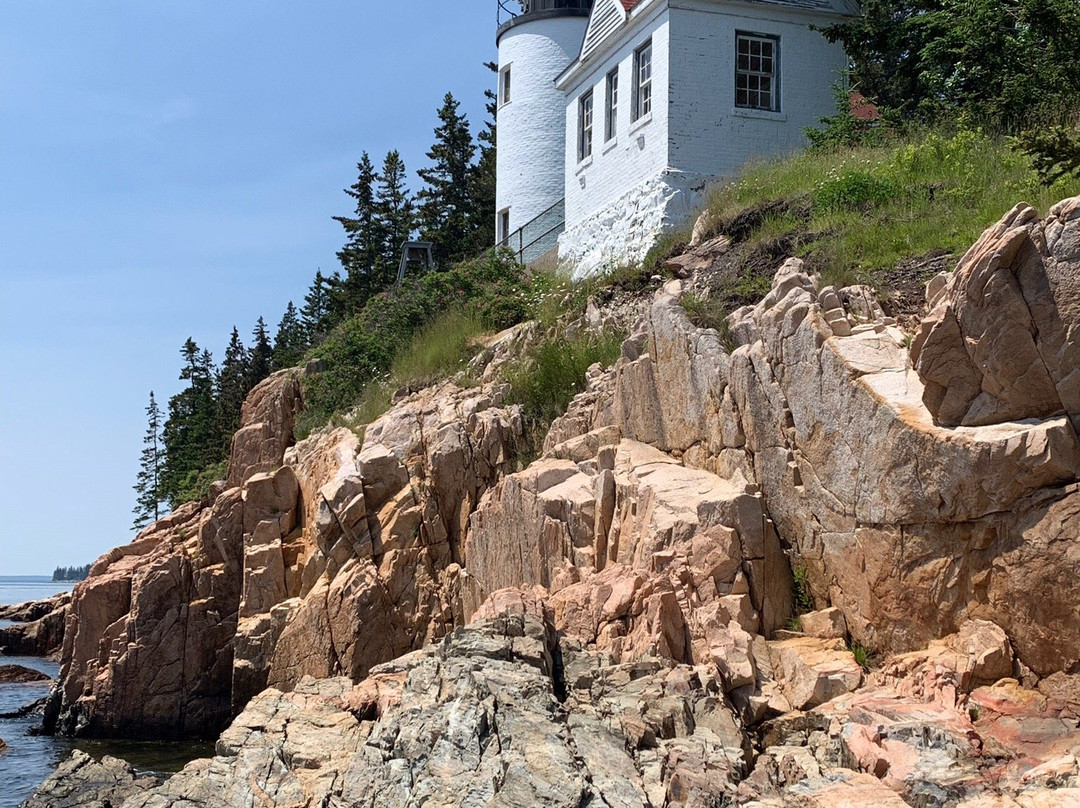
[494,0,859,275]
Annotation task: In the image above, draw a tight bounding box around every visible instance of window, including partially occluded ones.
[500,65,511,106]
[605,68,618,141]
[632,39,652,121]
[498,208,511,245]
[578,90,594,161]
[735,33,779,112]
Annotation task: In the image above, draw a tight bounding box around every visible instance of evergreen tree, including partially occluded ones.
[272,301,307,369]
[215,327,250,444]
[333,153,384,312]
[132,391,165,531]
[374,150,415,283]
[162,339,220,506]
[465,62,499,257]
[301,270,339,344]
[416,92,479,266]
[248,317,274,389]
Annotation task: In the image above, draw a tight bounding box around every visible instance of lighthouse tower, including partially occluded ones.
[495,0,592,252]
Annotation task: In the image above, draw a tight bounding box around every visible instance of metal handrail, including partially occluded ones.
[496,197,566,264]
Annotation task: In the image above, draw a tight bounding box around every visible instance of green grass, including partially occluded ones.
[792,564,814,616]
[506,329,625,438]
[300,309,487,439]
[704,127,1080,282]
[848,640,877,672]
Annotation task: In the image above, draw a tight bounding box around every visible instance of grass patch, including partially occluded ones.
[297,250,532,438]
[506,329,625,441]
[299,309,487,438]
[679,292,738,352]
[848,640,877,672]
[792,564,814,616]
[704,127,1080,283]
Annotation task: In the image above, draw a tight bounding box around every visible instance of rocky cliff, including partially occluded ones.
[32,197,1080,805]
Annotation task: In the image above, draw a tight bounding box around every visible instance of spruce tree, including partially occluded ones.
[301,270,340,344]
[248,317,274,390]
[465,63,499,257]
[162,339,219,506]
[132,391,165,531]
[215,327,250,445]
[272,301,307,369]
[416,92,479,267]
[375,150,415,284]
[333,153,384,312]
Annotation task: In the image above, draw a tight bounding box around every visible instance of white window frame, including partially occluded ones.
[735,32,780,112]
[605,68,619,142]
[632,39,652,122]
[499,65,512,107]
[578,89,594,162]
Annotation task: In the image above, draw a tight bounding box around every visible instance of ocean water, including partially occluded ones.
[0,576,212,807]
[0,577,75,808]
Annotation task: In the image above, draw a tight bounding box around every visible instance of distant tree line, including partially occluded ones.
[132,82,498,529]
[52,564,91,582]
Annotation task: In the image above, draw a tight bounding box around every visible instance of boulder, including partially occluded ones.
[21,750,162,808]
[768,637,863,710]
[0,664,51,683]
[912,199,1080,428]
[800,608,847,640]
[226,370,302,488]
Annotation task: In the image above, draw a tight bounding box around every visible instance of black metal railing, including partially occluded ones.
[498,0,593,26]
[498,198,565,265]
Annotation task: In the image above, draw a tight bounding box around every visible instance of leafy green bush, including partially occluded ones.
[172,460,228,506]
[299,250,530,435]
[814,170,901,213]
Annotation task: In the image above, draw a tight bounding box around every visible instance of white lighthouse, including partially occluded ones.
[495,0,592,257]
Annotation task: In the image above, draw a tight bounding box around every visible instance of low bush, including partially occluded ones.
[506,329,625,438]
[299,250,531,435]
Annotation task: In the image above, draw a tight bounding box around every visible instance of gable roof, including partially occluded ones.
[566,0,858,87]
[581,0,630,62]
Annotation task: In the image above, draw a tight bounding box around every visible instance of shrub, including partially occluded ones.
[792,564,814,615]
[813,169,901,213]
[299,250,530,434]
[506,329,625,434]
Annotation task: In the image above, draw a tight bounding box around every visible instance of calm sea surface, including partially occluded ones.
[0,577,210,807]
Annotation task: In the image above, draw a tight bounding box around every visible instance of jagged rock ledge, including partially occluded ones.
[26,196,1080,807]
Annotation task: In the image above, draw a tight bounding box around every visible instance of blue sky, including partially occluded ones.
[0,2,497,575]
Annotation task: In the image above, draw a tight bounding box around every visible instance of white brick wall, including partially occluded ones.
[667,1,848,180]
[560,7,672,231]
[496,17,589,237]
[554,0,850,273]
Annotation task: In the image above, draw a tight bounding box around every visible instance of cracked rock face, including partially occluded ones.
[111,612,749,808]
[912,198,1080,429]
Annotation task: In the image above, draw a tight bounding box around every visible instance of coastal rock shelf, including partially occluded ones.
[28,196,1080,806]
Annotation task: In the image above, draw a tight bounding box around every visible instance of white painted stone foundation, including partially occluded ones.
[559,170,712,278]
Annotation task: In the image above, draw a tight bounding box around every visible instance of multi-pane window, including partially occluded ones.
[605,68,618,141]
[500,65,511,106]
[578,90,594,161]
[632,39,652,121]
[735,33,779,111]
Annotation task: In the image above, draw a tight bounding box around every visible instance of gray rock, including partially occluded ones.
[21,750,161,808]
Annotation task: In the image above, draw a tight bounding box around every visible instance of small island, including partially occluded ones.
[51,565,90,583]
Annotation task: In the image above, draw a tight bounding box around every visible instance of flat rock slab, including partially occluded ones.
[0,664,52,683]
